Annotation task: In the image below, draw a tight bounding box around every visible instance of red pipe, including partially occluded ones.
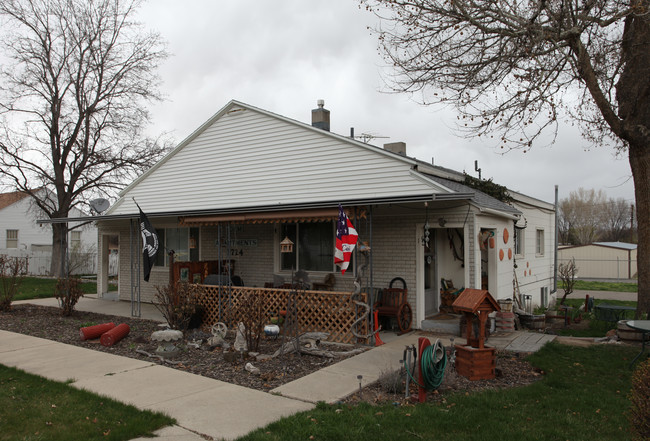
[100,323,130,347]
[417,337,431,403]
[373,310,384,346]
[80,322,115,341]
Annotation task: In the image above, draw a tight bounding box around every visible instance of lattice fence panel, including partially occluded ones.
[196,286,367,344]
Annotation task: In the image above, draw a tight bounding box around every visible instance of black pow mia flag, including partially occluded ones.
[137,204,159,282]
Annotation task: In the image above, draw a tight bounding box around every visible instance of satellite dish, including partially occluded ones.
[90,198,110,214]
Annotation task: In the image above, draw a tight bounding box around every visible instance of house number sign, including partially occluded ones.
[216,239,258,256]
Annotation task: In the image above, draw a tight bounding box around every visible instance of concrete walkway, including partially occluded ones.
[3,296,556,440]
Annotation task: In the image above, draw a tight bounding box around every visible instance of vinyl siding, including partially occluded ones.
[512,199,556,308]
[109,103,448,216]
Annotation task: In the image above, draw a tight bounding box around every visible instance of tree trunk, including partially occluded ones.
[51,222,68,277]
[630,143,650,318]
[616,9,650,319]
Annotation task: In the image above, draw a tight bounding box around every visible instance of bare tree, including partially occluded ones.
[558,258,578,306]
[363,0,650,317]
[560,188,607,245]
[0,0,169,276]
[600,197,633,242]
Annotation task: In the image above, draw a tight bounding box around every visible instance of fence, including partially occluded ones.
[0,250,118,276]
[197,285,368,344]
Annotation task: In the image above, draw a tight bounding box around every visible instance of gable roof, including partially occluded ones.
[0,190,31,211]
[452,288,500,313]
[106,100,466,217]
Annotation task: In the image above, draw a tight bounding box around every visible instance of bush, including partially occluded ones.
[629,358,650,440]
[0,255,27,311]
[153,282,201,331]
[54,277,84,316]
[378,367,405,394]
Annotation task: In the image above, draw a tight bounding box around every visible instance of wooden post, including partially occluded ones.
[478,312,486,349]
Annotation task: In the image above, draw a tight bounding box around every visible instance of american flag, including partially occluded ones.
[334,205,358,274]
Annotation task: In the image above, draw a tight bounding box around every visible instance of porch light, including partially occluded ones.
[280,236,294,253]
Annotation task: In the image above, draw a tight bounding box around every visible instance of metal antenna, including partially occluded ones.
[474,160,482,180]
[354,133,389,144]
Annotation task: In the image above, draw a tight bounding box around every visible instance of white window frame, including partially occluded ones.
[70,231,82,249]
[514,228,524,256]
[6,230,18,248]
[154,227,200,267]
[536,229,545,256]
[279,221,348,273]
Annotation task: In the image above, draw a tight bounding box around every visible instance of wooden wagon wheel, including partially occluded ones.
[211,322,228,339]
[397,303,412,333]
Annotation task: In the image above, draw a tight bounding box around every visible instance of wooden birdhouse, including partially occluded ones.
[452,288,501,380]
[280,236,294,253]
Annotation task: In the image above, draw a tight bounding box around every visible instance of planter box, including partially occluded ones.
[455,345,496,380]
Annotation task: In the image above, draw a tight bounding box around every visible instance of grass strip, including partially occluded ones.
[561,280,638,293]
[13,277,116,301]
[0,364,174,441]
[239,343,638,441]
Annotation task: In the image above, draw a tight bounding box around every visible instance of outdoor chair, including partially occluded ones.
[373,277,412,334]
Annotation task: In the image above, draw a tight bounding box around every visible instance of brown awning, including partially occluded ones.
[180,207,342,226]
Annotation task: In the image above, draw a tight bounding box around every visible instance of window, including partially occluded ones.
[536,229,545,255]
[154,227,200,266]
[6,230,18,248]
[280,222,347,272]
[541,287,549,308]
[70,231,81,250]
[514,228,524,256]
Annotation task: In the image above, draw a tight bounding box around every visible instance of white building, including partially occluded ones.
[0,190,97,275]
[558,242,637,280]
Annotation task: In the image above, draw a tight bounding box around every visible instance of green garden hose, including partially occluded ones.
[404,339,447,390]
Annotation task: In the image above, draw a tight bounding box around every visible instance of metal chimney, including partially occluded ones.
[311,99,330,131]
[383,142,406,156]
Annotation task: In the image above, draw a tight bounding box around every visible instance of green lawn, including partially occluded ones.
[563,280,638,293]
[238,343,640,441]
[13,277,117,301]
[0,364,174,441]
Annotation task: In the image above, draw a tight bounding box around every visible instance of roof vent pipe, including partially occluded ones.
[311,99,330,131]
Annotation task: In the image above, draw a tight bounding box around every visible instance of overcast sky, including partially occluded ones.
[135,0,635,206]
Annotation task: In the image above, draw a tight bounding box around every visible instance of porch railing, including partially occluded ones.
[196,285,368,344]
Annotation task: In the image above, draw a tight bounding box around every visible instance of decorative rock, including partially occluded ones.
[234,322,247,352]
[207,334,225,348]
[264,324,280,337]
[151,329,183,359]
[151,329,184,342]
[245,362,260,375]
[256,354,273,362]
